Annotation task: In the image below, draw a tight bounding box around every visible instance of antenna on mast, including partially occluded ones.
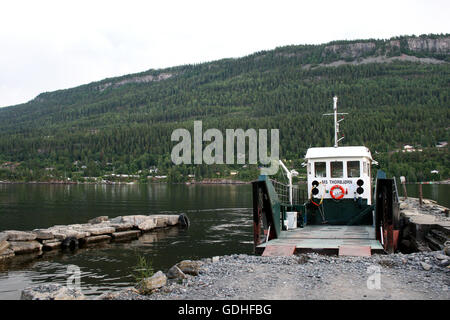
[323,96,348,148]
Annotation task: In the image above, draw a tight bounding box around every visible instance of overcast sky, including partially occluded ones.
[0,0,448,107]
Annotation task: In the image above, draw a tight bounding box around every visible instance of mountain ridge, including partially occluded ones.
[7,33,448,108]
[0,33,448,183]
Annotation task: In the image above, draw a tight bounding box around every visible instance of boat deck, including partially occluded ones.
[257,225,384,252]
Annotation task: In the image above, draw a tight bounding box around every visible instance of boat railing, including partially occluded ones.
[269,178,306,206]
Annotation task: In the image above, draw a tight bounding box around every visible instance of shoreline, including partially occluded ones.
[5,195,450,300]
[20,251,450,300]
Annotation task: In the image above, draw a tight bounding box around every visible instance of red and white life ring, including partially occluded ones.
[330,185,345,200]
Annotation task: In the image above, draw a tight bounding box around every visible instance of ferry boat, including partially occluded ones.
[252,97,400,256]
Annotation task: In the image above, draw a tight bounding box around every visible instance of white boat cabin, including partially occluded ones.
[305,146,373,204]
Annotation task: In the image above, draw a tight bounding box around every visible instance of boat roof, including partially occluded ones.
[305,146,373,160]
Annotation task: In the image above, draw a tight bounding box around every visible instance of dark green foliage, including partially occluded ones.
[0,34,448,182]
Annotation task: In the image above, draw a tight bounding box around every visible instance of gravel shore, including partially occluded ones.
[100,250,450,300]
[401,197,449,223]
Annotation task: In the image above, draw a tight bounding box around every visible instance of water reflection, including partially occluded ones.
[404,184,449,208]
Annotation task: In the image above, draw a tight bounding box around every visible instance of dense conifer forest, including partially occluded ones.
[0,34,448,183]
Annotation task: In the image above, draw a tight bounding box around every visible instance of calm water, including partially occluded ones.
[0,182,448,300]
[404,183,450,208]
[0,183,254,299]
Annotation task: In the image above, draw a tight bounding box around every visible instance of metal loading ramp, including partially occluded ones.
[257,225,384,253]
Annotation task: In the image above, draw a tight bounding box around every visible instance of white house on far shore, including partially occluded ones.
[403,145,414,152]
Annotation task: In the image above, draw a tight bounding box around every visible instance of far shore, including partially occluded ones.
[0,179,252,185]
[0,179,449,185]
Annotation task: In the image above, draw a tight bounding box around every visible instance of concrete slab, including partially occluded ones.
[339,245,371,257]
[262,245,296,256]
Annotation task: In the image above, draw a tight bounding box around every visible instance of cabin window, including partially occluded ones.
[347,161,360,178]
[330,161,343,178]
[307,163,311,175]
[314,162,326,177]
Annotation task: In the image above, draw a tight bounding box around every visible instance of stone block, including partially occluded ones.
[5,230,37,241]
[9,240,43,255]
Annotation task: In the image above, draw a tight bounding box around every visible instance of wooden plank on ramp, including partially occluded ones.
[262,245,296,256]
[338,245,371,257]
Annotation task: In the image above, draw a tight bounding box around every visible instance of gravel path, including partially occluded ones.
[103,251,450,300]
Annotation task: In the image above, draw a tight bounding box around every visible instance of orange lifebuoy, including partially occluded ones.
[330,185,345,200]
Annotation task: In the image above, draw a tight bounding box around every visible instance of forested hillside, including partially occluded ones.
[0,34,448,183]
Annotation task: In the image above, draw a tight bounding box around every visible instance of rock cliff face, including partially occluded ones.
[318,36,450,62]
[407,37,450,53]
[98,72,173,91]
[324,42,376,58]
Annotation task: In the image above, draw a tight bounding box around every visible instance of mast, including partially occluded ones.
[323,96,348,148]
[333,96,338,148]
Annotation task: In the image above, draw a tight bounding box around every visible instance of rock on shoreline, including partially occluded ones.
[0,213,186,263]
[21,284,85,300]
